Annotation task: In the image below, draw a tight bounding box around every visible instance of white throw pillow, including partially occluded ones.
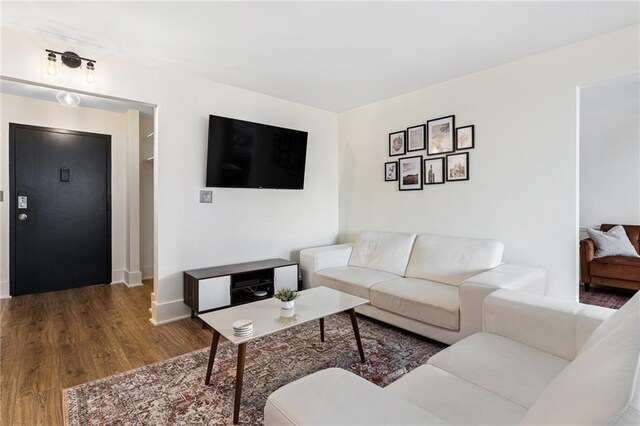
[586,225,639,258]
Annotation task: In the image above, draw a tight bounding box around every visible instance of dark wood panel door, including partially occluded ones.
[10,124,111,296]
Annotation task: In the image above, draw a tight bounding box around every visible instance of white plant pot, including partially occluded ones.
[280,307,295,318]
[281,300,295,310]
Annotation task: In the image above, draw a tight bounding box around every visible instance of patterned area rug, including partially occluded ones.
[579,284,635,309]
[63,313,446,425]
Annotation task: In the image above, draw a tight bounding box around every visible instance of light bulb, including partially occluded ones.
[46,53,57,77]
[86,61,95,84]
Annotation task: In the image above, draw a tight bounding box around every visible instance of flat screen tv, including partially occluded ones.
[206,115,308,189]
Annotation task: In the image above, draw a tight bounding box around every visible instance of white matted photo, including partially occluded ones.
[446,152,469,181]
[385,161,398,181]
[424,157,445,185]
[389,131,406,156]
[427,115,455,155]
[456,125,475,150]
[399,156,423,191]
[407,124,426,152]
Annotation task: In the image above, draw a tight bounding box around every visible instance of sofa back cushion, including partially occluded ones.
[348,231,417,276]
[601,224,640,255]
[405,234,504,286]
[521,292,640,425]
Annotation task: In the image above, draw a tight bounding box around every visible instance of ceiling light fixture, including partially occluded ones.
[56,91,81,107]
[45,49,97,84]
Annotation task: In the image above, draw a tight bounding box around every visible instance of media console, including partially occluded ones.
[183,258,300,318]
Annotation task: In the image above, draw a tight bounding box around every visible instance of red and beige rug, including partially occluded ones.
[63,313,446,425]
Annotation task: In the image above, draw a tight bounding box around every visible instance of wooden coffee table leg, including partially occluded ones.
[348,308,365,363]
[233,342,248,424]
[205,329,220,385]
[319,317,325,342]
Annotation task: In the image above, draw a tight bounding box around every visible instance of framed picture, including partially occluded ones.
[385,161,398,181]
[427,115,455,156]
[446,152,469,181]
[399,155,423,191]
[456,125,475,150]
[424,157,445,185]
[389,131,406,156]
[406,124,426,152]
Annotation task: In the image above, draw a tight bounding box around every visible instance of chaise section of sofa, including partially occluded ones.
[265,289,638,426]
[300,230,547,344]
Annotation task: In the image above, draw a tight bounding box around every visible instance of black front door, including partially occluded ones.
[10,124,111,296]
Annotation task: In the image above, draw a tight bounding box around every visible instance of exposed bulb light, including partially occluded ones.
[86,61,95,84]
[56,91,81,107]
[44,49,97,83]
[46,52,57,77]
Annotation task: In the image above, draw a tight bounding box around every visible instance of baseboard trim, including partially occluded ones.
[124,270,143,287]
[149,298,191,325]
[141,265,154,280]
[112,269,125,284]
[0,281,10,299]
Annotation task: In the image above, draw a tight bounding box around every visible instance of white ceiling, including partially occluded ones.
[1,1,639,112]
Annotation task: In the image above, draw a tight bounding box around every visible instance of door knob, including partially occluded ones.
[18,213,27,221]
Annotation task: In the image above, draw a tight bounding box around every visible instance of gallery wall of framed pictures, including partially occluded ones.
[386,114,474,191]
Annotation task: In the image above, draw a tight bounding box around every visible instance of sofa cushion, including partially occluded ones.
[601,223,640,255]
[348,231,417,276]
[405,234,503,286]
[315,266,398,300]
[587,225,640,258]
[264,368,445,425]
[386,364,527,425]
[590,255,640,281]
[427,333,569,408]
[370,278,460,331]
[522,292,640,425]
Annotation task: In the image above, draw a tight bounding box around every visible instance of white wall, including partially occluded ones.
[0,94,129,296]
[338,26,639,301]
[0,26,340,323]
[580,76,640,232]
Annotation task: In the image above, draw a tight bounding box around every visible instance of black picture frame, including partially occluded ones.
[399,155,423,191]
[389,131,406,156]
[424,157,445,185]
[406,124,426,152]
[455,125,475,150]
[426,115,455,156]
[446,152,469,182]
[385,161,398,181]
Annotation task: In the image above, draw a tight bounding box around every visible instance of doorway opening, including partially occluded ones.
[1,78,157,313]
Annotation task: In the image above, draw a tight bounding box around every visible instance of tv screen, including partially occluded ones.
[206,115,308,189]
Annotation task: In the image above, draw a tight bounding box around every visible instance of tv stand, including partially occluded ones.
[183,258,300,319]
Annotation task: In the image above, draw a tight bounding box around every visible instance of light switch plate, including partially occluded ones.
[200,190,213,203]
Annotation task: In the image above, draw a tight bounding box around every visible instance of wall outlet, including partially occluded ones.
[200,190,213,203]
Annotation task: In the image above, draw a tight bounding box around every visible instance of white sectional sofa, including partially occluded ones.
[265,289,640,425]
[300,231,546,344]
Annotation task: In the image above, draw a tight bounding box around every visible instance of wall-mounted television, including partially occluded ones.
[206,115,308,190]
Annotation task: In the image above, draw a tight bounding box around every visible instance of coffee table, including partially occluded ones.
[199,286,369,424]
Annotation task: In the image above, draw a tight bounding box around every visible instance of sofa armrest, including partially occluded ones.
[483,289,615,360]
[580,238,595,283]
[458,264,546,339]
[299,244,353,289]
[264,368,444,425]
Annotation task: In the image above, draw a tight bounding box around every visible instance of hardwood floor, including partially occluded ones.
[0,280,211,425]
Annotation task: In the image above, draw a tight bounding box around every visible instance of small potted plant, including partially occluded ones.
[274,288,299,310]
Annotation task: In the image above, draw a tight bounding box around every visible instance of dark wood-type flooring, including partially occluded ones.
[0,280,211,425]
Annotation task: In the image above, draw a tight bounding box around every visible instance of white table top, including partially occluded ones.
[199,286,369,345]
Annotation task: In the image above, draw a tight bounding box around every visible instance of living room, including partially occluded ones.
[1,1,639,425]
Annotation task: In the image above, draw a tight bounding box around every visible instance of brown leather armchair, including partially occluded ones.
[580,224,640,292]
